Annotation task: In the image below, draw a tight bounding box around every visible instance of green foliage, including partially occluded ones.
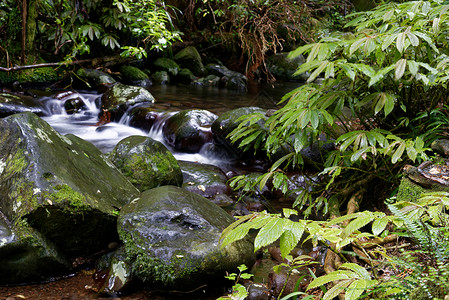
[228,0,449,217]
[217,264,252,300]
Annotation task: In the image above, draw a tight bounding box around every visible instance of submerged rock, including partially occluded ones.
[179,161,231,198]
[0,211,71,285]
[163,109,217,153]
[0,112,139,258]
[109,135,183,192]
[118,185,255,290]
[101,83,155,122]
[174,46,205,76]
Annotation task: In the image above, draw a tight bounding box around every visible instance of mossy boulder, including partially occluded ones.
[126,104,164,131]
[109,135,183,192]
[76,68,116,91]
[266,53,308,81]
[0,67,62,87]
[179,161,231,198]
[119,65,152,88]
[101,83,155,121]
[0,92,44,118]
[174,46,205,76]
[117,185,255,289]
[176,68,196,84]
[0,211,71,284]
[151,71,170,85]
[212,107,267,156]
[153,58,180,76]
[0,112,139,257]
[163,109,217,153]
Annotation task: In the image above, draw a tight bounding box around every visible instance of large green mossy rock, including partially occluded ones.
[153,58,180,76]
[211,107,267,156]
[101,83,155,121]
[0,67,62,87]
[0,211,71,284]
[76,68,116,91]
[119,65,152,88]
[109,135,183,192]
[174,46,205,76]
[0,112,139,257]
[118,185,255,290]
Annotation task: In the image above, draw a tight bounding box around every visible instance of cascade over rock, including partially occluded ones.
[0,112,139,258]
[0,93,44,118]
[117,185,255,290]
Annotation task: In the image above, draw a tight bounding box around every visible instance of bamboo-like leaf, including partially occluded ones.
[307,61,328,83]
[307,270,353,290]
[396,31,406,53]
[408,60,419,75]
[324,61,335,78]
[433,17,441,33]
[345,279,368,300]
[341,263,372,280]
[407,32,419,46]
[395,58,407,80]
[342,214,374,239]
[340,64,356,81]
[391,142,406,163]
[382,34,397,51]
[307,43,322,63]
[374,93,386,115]
[288,44,314,59]
[350,37,366,55]
[323,279,353,300]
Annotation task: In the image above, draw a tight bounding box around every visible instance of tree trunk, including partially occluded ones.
[21,0,27,65]
[25,0,38,63]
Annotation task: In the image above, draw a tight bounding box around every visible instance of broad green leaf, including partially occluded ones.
[340,64,356,81]
[280,230,298,258]
[396,31,406,53]
[254,218,287,250]
[345,279,367,300]
[384,94,395,116]
[289,44,314,59]
[369,65,394,87]
[290,220,306,241]
[307,61,328,83]
[324,62,335,78]
[307,43,322,63]
[342,214,374,239]
[350,37,366,55]
[374,93,386,115]
[395,58,407,80]
[391,142,406,163]
[407,32,419,46]
[351,147,370,162]
[433,17,440,33]
[372,217,389,236]
[341,263,371,280]
[381,33,397,51]
[323,279,352,300]
[307,270,353,290]
[408,60,419,75]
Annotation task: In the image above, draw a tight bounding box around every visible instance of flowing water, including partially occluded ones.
[40,81,300,164]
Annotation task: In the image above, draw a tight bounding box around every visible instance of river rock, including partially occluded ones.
[100,83,155,122]
[194,74,220,87]
[174,46,205,76]
[127,104,165,131]
[266,53,308,81]
[151,71,170,85]
[206,64,247,91]
[177,68,196,84]
[109,135,183,192]
[94,246,134,295]
[0,210,71,284]
[154,58,180,76]
[179,161,231,198]
[212,107,267,157]
[163,109,217,153]
[76,68,116,91]
[431,139,449,157]
[119,65,152,88]
[117,185,255,289]
[0,93,43,117]
[0,112,139,257]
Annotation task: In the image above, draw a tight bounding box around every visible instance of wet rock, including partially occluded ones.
[127,104,165,131]
[64,97,86,114]
[174,46,205,76]
[266,53,308,81]
[151,71,170,85]
[119,65,152,88]
[154,58,180,76]
[0,112,139,258]
[194,75,220,87]
[211,193,235,207]
[117,185,255,290]
[0,93,43,117]
[95,246,134,295]
[211,107,267,157]
[76,68,116,91]
[206,64,247,91]
[431,139,449,157]
[101,83,155,122]
[0,211,71,285]
[247,283,271,300]
[163,109,217,153]
[179,161,231,198]
[109,135,183,192]
[176,68,196,84]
